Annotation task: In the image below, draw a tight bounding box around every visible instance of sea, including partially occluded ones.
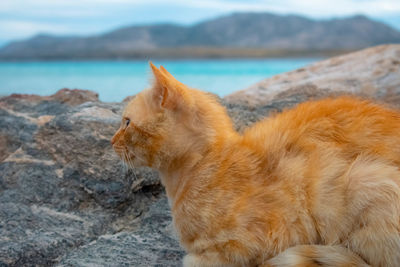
[0,59,318,102]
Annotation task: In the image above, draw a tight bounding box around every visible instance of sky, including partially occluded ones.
[0,0,399,47]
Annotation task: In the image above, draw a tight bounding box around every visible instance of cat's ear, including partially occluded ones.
[160,65,174,78]
[149,62,187,110]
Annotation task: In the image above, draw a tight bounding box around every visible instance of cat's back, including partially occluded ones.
[239,96,400,266]
[243,96,400,165]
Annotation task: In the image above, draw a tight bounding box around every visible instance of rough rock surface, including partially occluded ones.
[225,44,400,107]
[0,89,165,266]
[1,45,400,266]
[57,198,184,267]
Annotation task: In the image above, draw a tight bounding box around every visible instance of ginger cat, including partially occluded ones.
[111,63,400,267]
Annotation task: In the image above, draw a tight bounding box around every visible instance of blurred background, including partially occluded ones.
[1,2,400,265]
[0,0,399,101]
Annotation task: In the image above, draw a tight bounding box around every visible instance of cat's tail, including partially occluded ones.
[263,245,370,267]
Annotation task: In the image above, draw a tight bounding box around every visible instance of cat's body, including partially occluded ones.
[112,63,400,266]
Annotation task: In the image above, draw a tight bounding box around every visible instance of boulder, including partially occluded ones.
[50,88,99,106]
[225,44,400,107]
[0,90,164,266]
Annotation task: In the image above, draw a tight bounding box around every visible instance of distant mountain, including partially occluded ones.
[1,12,400,60]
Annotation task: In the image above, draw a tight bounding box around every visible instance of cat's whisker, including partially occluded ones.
[131,169,138,181]
[128,157,135,170]
[122,151,130,172]
[112,147,127,173]
[125,154,132,169]
[128,150,146,164]
[127,154,136,171]
[124,151,136,170]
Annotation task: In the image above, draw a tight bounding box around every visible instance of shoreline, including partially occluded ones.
[0,48,352,62]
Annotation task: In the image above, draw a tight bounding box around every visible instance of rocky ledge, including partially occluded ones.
[226,44,400,107]
[1,45,400,266]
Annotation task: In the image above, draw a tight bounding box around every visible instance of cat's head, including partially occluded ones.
[111,63,235,170]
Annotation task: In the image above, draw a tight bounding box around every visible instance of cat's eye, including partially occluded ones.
[125,118,130,128]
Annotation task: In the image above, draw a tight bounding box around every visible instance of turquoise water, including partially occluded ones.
[0,59,318,102]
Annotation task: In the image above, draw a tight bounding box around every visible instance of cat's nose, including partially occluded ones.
[111,129,122,145]
[111,133,117,145]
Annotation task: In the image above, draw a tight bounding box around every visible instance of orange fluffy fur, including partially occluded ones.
[112,63,400,267]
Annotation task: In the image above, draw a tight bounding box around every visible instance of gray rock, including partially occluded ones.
[2,46,400,266]
[225,44,400,107]
[57,198,184,267]
[0,89,166,266]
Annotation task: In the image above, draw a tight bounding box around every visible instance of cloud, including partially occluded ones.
[0,0,399,43]
[181,0,400,17]
[2,0,400,17]
[0,20,73,40]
